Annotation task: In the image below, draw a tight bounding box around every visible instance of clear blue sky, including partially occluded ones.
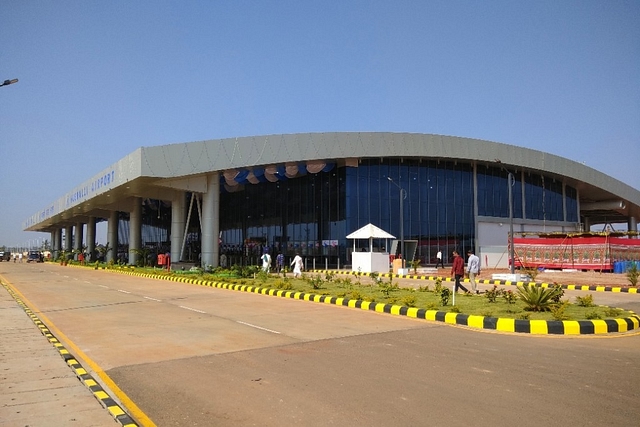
[1,1,638,248]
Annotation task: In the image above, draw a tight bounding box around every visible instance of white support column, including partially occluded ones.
[201,172,220,268]
[171,192,186,262]
[65,226,73,253]
[107,211,119,263]
[129,198,142,265]
[74,221,84,257]
[55,229,62,254]
[86,216,96,261]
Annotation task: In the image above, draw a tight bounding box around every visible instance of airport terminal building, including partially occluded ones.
[24,133,640,269]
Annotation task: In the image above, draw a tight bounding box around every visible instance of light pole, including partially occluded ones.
[388,177,407,268]
[0,78,18,88]
[495,160,516,274]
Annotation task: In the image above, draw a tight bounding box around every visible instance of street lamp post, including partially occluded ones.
[0,78,19,88]
[495,160,516,274]
[388,177,406,268]
[507,171,515,274]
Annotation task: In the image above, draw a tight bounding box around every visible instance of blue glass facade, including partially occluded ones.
[207,159,579,266]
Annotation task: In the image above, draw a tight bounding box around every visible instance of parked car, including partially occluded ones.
[0,251,11,261]
[27,251,44,263]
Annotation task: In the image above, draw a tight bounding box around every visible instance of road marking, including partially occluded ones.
[144,296,161,302]
[179,305,206,314]
[117,289,131,294]
[236,320,281,334]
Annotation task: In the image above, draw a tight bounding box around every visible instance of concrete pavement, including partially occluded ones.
[0,280,135,427]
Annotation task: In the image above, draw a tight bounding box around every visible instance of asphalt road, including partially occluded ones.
[1,262,639,427]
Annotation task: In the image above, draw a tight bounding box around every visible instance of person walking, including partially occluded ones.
[276,252,284,272]
[436,250,444,269]
[291,253,303,278]
[466,249,481,294]
[260,251,271,272]
[451,250,470,293]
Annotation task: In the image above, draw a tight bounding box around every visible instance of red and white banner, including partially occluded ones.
[513,236,640,271]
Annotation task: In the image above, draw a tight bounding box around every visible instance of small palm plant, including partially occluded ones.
[627,263,639,287]
[410,259,421,274]
[516,285,563,312]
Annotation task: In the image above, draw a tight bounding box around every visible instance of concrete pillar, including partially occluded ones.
[74,221,84,257]
[55,229,62,253]
[171,192,186,262]
[629,216,638,237]
[201,173,220,268]
[50,231,55,258]
[583,217,591,232]
[129,198,142,265]
[107,211,119,263]
[64,226,72,253]
[86,216,96,261]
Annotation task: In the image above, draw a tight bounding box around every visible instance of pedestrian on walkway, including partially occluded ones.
[276,252,284,272]
[261,251,271,273]
[291,253,303,278]
[466,249,480,294]
[436,249,444,269]
[451,250,470,293]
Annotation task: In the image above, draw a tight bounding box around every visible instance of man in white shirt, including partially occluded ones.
[466,249,481,294]
[436,250,444,269]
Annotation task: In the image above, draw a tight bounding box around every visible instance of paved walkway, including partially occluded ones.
[0,282,121,427]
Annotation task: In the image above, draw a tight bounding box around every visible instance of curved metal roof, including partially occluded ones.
[24,132,640,232]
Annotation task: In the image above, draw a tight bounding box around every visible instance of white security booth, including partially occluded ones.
[347,223,395,273]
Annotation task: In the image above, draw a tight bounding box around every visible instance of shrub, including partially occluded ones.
[516,285,563,312]
[274,279,293,290]
[575,294,595,307]
[433,278,444,295]
[585,311,602,320]
[518,312,531,320]
[627,263,639,286]
[604,307,622,317]
[426,302,439,310]
[522,265,539,282]
[449,306,460,313]
[256,270,269,283]
[550,300,570,320]
[306,276,324,289]
[350,290,364,300]
[502,289,518,304]
[550,284,564,303]
[400,295,417,307]
[439,286,451,306]
[485,285,502,303]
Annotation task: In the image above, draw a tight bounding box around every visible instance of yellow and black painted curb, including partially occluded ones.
[108,269,640,336]
[0,282,138,427]
[310,269,640,294]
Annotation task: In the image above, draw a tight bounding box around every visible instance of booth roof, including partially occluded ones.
[346,223,395,239]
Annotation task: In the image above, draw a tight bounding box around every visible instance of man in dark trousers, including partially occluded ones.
[451,250,470,294]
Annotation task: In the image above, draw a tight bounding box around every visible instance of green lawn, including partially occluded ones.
[198,270,633,322]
